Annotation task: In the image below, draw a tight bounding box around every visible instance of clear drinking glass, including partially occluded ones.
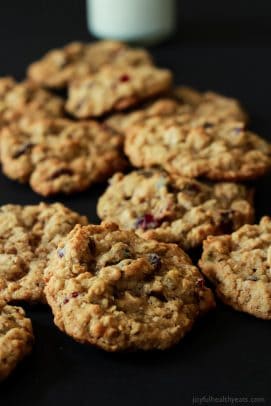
[87,0,176,44]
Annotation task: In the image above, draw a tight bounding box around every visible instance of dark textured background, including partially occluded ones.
[1,1,271,405]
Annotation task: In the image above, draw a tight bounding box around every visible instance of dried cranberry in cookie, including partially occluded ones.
[27,40,153,88]
[97,170,254,250]
[66,65,172,118]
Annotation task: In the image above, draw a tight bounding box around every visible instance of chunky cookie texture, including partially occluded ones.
[125,117,271,181]
[199,217,271,319]
[105,98,189,135]
[27,40,153,88]
[0,76,64,129]
[174,86,248,124]
[44,222,215,351]
[0,203,88,303]
[0,301,33,380]
[0,119,126,196]
[105,86,248,136]
[98,170,254,250]
[66,65,172,118]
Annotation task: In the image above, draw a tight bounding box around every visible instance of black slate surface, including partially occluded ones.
[1,1,271,405]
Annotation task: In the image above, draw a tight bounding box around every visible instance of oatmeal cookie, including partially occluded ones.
[44,222,215,351]
[199,217,271,319]
[0,118,126,196]
[0,203,88,303]
[105,98,189,135]
[66,65,172,118]
[0,301,33,380]
[27,40,153,88]
[105,86,248,136]
[125,117,271,181]
[0,76,64,129]
[174,86,248,124]
[97,170,254,250]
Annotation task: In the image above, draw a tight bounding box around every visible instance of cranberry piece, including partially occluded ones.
[63,292,79,304]
[135,214,159,230]
[119,74,130,82]
[196,278,205,289]
[147,253,161,271]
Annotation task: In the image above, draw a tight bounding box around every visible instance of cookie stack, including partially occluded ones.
[0,40,271,379]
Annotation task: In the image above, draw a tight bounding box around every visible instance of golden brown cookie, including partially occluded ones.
[27,40,153,88]
[97,170,254,250]
[105,86,248,137]
[125,117,271,181]
[0,119,126,196]
[66,65,172,118]
[0,203,88,303]
[0,76,64,129]
[0,301,33,380]
[105,98,189,135]
[45,222,215,351]
[174,86,248,124]
[199,217,271,319]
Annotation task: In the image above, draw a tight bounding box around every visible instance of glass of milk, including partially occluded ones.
[86,0,176,44]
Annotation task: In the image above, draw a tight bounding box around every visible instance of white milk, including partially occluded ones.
[87,0,176,44]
